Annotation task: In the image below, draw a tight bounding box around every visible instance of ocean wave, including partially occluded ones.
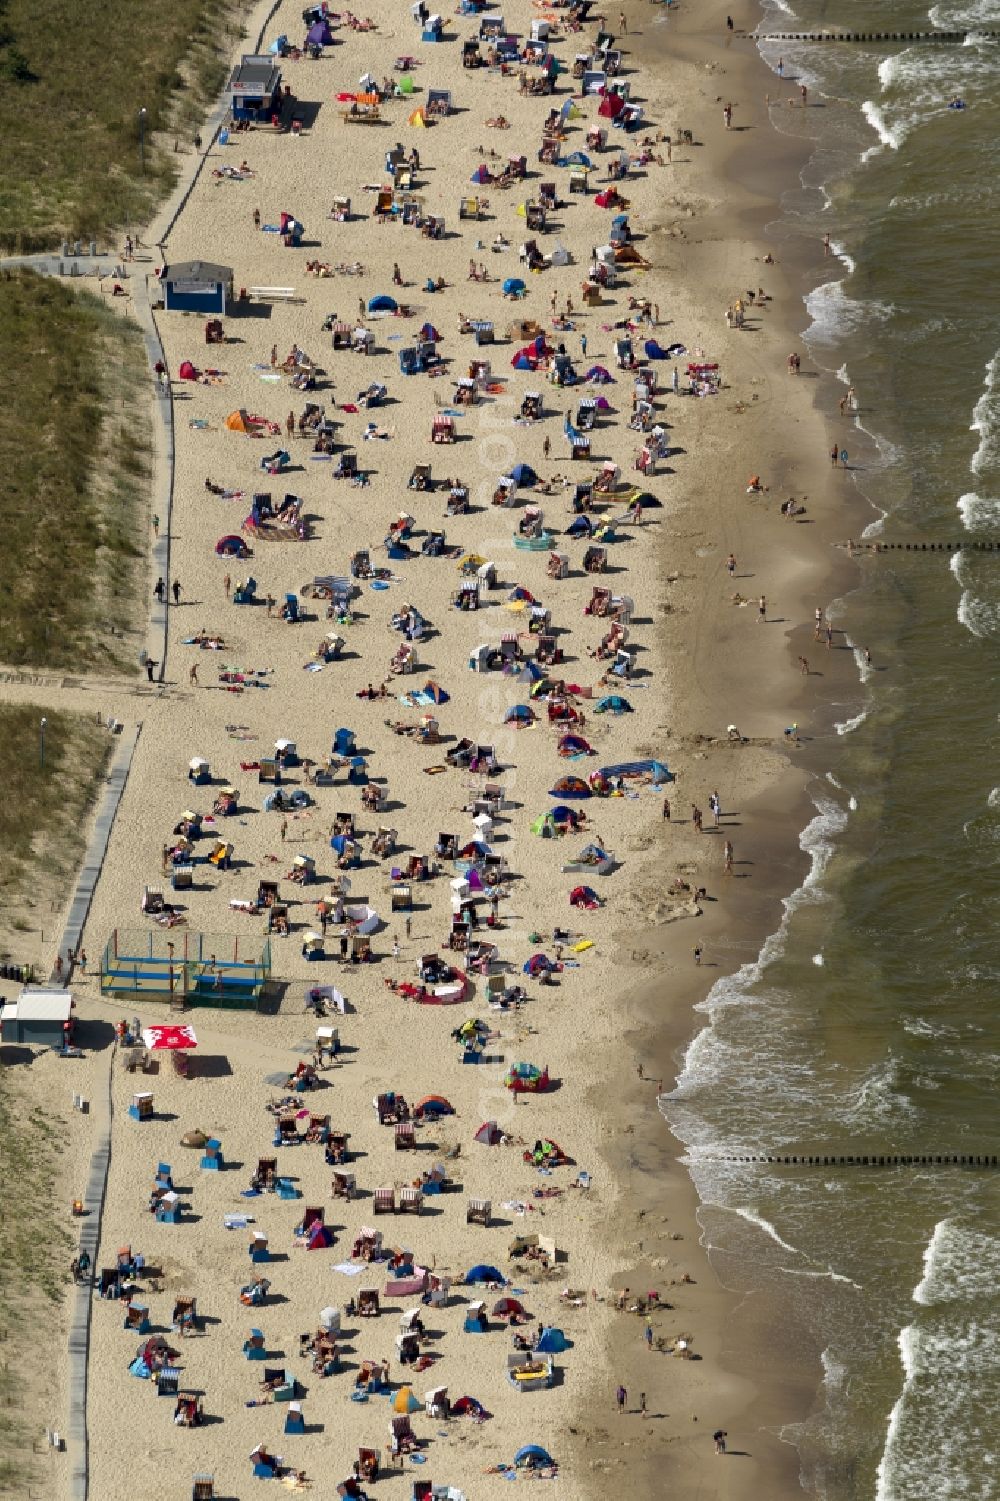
[666,796,848,1109]
[861,100,900,159]
[957,491,1000,530]
[970,350,1000,479]
[957,590,1000,638]
[841,1057,918,1127]
[863,37,994,159]
[931,0,1000,28]
[835,709,868,736]
[913,1220,1000,1306]
[803,278,894,348]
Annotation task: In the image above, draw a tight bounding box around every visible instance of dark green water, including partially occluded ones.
[663,5,1000,1496]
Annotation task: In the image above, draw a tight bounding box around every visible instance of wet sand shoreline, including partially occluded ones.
[570,1,873,1495]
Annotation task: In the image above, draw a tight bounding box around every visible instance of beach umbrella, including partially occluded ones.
[493,1296,525,1317]
[142,1025,197,1051]
[393,1385,422,1413]
[368,294,398,313]
[535,1326,569,1353]
[510,462,536,486]
[415,1095,454,1116]
[515,1445,553,1468]
[502,277,525,296]
[631,490,662,509]
[549,775,591,799]
[465,1263,506,1284]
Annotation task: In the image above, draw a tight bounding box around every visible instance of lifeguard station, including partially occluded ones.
[100,930,271,1009]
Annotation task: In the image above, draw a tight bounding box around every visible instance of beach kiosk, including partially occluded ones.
[0,988,74,1049]
[228,54,283,123]
[162,261,233,317]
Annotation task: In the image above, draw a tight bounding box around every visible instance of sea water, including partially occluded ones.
[661,4,1000,1496]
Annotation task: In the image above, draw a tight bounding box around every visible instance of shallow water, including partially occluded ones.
[662,4,1000,1496]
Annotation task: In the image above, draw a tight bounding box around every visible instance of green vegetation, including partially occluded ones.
[0,704,107,1488]
[0,705,110,927]
[0,0,242,252]
[0,271,153,670]
[0,1089,74,1493]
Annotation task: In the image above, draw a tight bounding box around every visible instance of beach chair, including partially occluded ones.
[191,1477,215,1501]
[373,1187,396,1215]
[155,1191,181,1224]
[358,1290,380,1318]
[276,1175,299,1201]
[249,1232,270,1263]
[200,1138,223,1171]
[395,1122,416,1151]
[243,1328,267,1360]
[123,1301,150,1333]
[463,1301,488,1333]
[256,1156,277,1188]
[467,1197,492,1227]
[399,1186,423,1215]
[357,1449,380,1483]
[172,1296,199,1336]
[156,1365,181,1397]
[332,1171,356,1200]
[128,1092,154,1122]
[284,1401,306,1434]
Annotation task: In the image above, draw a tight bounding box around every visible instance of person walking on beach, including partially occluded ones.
[280,817,288,842]
[643,1320,653,1350]
[224,573,231,600]
[154,577,165,602]
[270,344,278,368]
[724,839,734,874]
[581,333,588,358]
[714,1430,728,1455]
[726,552,737,579]
[152,513,160,538]
[726,13,734,28]
[662,796,670,820]
[253,208,261,230]
[392,936,401,962]
[758,594,767,623]
[172,578,181,605]
[831,444,839,466]
[145,658,158,683]
[723,102,733,129]
[693,945,703,966]
[826,623,834,648]
[639,1392,647,1418]
[189,663,198,686]
[619,9,627,32]
[616,1384,627,1414]
[800,83,808,107]
[798,655,810,674]
[709,790,721,827]
[823,233,831,256]
[691,804,703,832]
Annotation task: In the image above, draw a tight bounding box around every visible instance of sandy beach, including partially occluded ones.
[15,0,876,1495]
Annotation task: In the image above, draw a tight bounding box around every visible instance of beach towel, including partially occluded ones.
[332,1261,365,1276]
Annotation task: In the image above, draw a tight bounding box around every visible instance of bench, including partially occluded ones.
[249,286,296,302]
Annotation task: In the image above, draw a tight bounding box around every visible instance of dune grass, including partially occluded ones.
[0,0,244,253]
[0,705,110,935]
[0,1086,73,1494]
[0,271,154,671]
[0,704,107,1491]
